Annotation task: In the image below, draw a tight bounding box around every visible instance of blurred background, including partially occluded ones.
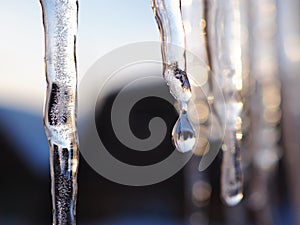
[1,0,300,224]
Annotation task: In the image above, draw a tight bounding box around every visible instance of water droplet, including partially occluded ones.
[223,193,243,206]
[172,110,196,153]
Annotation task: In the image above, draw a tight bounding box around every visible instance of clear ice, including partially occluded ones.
[152,0,196,153]
[221,131,243,206]
[206,0,244,205]
[39,0,79,224]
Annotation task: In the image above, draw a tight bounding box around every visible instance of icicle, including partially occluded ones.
[152,0,196,153]
[206,0,244,206]
[39,0,79,224]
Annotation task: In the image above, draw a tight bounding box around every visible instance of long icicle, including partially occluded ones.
[206,0,244,206]
[39,0,79,224]
[151,0,196,153]
[219,0,243,206]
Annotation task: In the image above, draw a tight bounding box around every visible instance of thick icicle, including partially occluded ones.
[39,0,79,224]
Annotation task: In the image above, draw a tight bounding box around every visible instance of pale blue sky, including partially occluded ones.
[0,0,159,112]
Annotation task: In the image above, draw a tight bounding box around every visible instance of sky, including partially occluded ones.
[0,0,159,113]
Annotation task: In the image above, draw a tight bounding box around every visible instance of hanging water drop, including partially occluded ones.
[172,109,196,153]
